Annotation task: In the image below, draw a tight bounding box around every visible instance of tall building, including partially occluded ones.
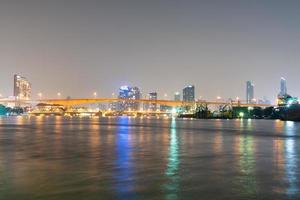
[13,74,31,100]
[148,92,158,111]
[174,92,181,101]
[279,77,287,97]
[183,85,195,102]
[118,86,141,111]
[246,81,254,103]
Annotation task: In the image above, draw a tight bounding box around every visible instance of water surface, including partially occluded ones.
[0,116,300,199]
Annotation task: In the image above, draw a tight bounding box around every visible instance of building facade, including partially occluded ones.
[13,74,31,100]
[183,85,195,102]
[279,77,287,97]
[246,81,254,103]
[118,86,141,111]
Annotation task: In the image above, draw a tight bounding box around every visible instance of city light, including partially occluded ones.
[14,74,31,100]
[38,92,43,99]
[0,75,292,120]
[1,3,299,199]
[239,112,245,118]
[171,108,177,114]
[120,86,129,91]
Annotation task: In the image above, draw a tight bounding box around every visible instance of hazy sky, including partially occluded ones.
[0,0,300,102]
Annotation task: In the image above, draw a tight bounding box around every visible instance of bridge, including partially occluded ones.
[0,98,273,107]
[41,98,272,107]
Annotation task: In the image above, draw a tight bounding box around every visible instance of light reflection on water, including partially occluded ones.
[0,117,300,199]
[284,121,299,196]
[238,134,257,196]
[164,118,180,200]
[114,117,136,199]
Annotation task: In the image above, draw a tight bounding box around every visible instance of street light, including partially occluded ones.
[38,92,43,99]
[164,93,168,100]
[57,92,61,98]
[93,92,97,98]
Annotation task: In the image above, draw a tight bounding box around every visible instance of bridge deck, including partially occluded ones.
[0,98,272,107]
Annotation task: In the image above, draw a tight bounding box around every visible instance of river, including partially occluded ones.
[0,116,299,199]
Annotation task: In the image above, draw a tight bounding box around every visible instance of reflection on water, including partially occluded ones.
[238,134,257,196]
[114,117,136,199]
[213,133,223,155]
[164,118,180,200]
[284,121,299,196]
[273,138,285,194]
[212,120,223,155]
[0,117,300,199]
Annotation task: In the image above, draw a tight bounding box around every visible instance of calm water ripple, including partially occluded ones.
[0,116,300,199]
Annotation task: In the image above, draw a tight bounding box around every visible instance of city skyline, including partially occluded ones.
[1,1,300,101]
[0,73,292,104]
[2,2,300,200]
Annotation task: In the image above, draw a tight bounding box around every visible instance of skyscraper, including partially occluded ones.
[118,86,141,111]
[174,92,181,101]
[183,85,195,102]
[279,77,287,97]
[246,81,254,103]
[13,74,31,100]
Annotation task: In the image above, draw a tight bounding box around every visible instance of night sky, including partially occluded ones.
[1,0,300,102]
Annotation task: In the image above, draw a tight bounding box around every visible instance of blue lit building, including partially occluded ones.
[118,86,141,111]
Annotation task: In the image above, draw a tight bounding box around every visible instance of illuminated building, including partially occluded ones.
[118,86,141,111]
[246,81,254,103]
[13,74,31,100]
[277,95,298,106]
[174,92,181,101]
[279,77,288,97]
[182,85,195,112]
[183,85,195,102]
[148,92,157,111]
